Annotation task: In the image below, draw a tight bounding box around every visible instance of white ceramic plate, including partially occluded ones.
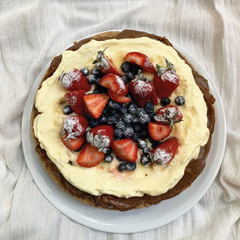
[22,31,226,233]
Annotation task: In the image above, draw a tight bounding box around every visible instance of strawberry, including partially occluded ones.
[151,90,159,105]
[61,115,88,140]
[129,71,154,108]
[124,52,156,74]
[154,58,180,99]
[90,125,114,148]
[61,133,85,151]
[150,137,179,166]
[59,69,91,92]
[99,74,128,96]
[108,89,131,103]
[93,48,121,76]
[148,122,172,141]
[154,105,183,128]
[65,90,85,116]
[112,138,138,162]
[77,143,105,168]
[83,94,109,119]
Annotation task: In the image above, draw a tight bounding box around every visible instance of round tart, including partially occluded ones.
[32,30,215,211]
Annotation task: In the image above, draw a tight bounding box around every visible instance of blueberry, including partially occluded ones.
[132,132,140,142]
[107,116,117,125]
[108,100,121,110]
[121,74,130,84]
[96,85,108,93]
[175,96,185,106]
[140,130,148,138]
[119,106,128,115]
[114,129,123,139]
[123,114,133,124]
[138,114,150,125]
[92,68,102,77]
[88,74,96,84]
[63,105,73,115]
[116,156,123,162]
[121,62,132,73]
[95,77,102,85]
[138,139,147,149]
[102,108,108,115]
[99,115,107,124]
[133,124,142,132]
[149,112,156,121]
[140,155,151,165]
[160,97,171,106]
[131,64,142,75]
[142,147,150,155]
[116,121,125,130]
[127,71,135,80]
[123,127,134,138]
[132,117,139,124]
[144,102,154,113]
[89,119,99,128]
[93,88,100,94]
[137,109,146,117]
[105,147,112,155]
[104,154,113,163]
[108,109,117,116]
[126,162,137,171]
[118,162,127,172]
[127,102,138,115]
[81,67,89,76]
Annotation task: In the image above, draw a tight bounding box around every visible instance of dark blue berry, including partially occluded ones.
[142,147,150,155]
[137,108,146,117]
[132,132,140,142]
[105,147,112,155]
[175,96,185,106]
[93,88,100,94]
[126,162,136,171]
[132,117,139,124]
[131,64,142,75]
[114,129,123,139]
[99,115,107,124]
[95,77,102,85]
[102,108,108,115]
[127,103,138,115]
[121,74,129,84]
[133,124,142,132]
[140,130,148,138]
[116,156,123,162]
[144,102,154,113]
[123,127,134,138]
[121,62,132,73]
[107,116,118,125]
[123,114,133,124]
[88,74,96,84]
[118,162,127,172]
[63,105,73,115]
[138,139,147,149]
[138,114,150,125]
[104,154,113,163]
[108,100,121,110]
[108,109,117,116]
[81,67,89,76]
[127,71,135,80]
[161,97,171,106]
[96,85,108,93]
[140,155,151,165]
[89,119,99,128]
[92,68,102,77]
[116,121,125,130]
[149,112,156,121]
[119,106,127,115]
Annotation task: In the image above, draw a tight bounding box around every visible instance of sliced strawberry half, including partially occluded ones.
[151,90,159,105]
[90,125,114,148]
[65,90,85,116]
[62,115,88,139]
[99,74,128,96]
[112,138,138,162]
[124,52,156,74]
[150,137,179,166]
[148,122,172,141]
[77,143,105,168]
[83,94,109,119]
[61,132,85,151]
[108,89,131,103]
[93,49,121,76]
[59,69,91,92]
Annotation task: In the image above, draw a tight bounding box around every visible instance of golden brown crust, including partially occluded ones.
[32,30,215,211]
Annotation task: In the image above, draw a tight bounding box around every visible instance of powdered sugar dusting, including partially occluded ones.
[61,69,80,88]
[153,148,173,166]
[161,70,178,84]
[115,75,127,93]
[134,80,153,97]
[63,116,83,140]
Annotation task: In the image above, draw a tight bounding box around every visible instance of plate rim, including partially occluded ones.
[21,29,226,233]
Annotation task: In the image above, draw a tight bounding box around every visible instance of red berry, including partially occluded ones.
[108,89,131,103]
[112,138,138,162]
[148,122,172,141]
[65,90,85,116]
[83,94,109,119]
[61,133,85,151]
[124,52,156,74]
[77,143,105,168]
[59,69,91,92]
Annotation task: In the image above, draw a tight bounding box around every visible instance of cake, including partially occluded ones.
[32,30,215,211]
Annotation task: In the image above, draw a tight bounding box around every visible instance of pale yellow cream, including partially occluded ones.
[34,37,209,198]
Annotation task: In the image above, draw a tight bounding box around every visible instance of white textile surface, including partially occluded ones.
[0,0,239,239]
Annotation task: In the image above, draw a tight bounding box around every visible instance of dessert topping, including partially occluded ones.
[148,122,172,141]
[65,90,85,116]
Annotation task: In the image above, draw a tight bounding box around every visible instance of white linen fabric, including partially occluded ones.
[0,0,239,239]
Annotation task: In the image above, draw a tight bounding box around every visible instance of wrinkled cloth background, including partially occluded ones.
[0,0,239,239]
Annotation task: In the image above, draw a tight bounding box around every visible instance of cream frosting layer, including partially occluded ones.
[34,37,209,198]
